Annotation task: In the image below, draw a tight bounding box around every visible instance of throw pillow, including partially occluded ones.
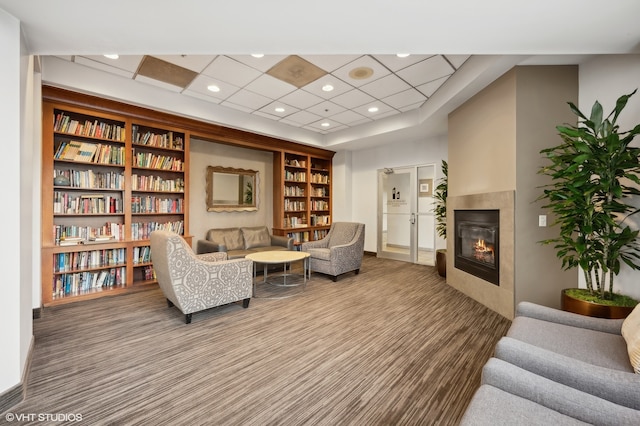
[209,228,244,251]
[621,303,640,374]
[243,226,271,249]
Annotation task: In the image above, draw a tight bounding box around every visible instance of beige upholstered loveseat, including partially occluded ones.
[196,226,293,259]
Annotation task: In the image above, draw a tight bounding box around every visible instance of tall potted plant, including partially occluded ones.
[434,160,448,277]
[538,90,640,317]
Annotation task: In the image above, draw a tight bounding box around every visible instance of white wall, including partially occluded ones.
[349,136,448,253]
[0,8,29,396]
[189,139,273,247]
[578,55,640,301]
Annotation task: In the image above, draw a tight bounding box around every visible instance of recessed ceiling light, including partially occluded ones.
[396,53,410,58]
[207,84,221,93]
[275,107,285,113]
[322,84,334,92]
[251,53,264,58]
[104,54,119,60]
[368,106,379,113]
[321,122,331,127]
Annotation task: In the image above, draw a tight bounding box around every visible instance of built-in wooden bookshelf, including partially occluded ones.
[273,151,333,245]
[42,86,334,306]
[41,92,190,306]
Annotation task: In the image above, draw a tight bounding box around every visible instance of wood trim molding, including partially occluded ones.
[42,85,335,159]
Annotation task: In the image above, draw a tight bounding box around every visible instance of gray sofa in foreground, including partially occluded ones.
[461,301,640,425]
[196,226,293,259]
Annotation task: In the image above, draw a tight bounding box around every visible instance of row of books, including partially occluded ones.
[310,200,329,211]
[52,267,126,298]
[310,215,330,226]
[53,248,126,273]
[288,231,310,244]
[286,229,328,244]
[285,158,306,168]
[53,193,122,215]
[284,185,305,196]
[284,216,307,228]
[133,150,184,171]
[284,199,306,212]
[131,220,184,241]
[132,175,184,192]
[310,173,330,184]
[54,169,125,190]
[311,187,329,197]
[53,112,126,142]
[132,126,184,150]
[54,222,124,246]
[132,246,151,265]
[141,266,156,281]
[131,196,184,214]
[54,140,126,165]
[284,170,306,182]
[314,229,329,240]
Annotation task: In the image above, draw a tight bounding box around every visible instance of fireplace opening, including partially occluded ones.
[454,209,499,285]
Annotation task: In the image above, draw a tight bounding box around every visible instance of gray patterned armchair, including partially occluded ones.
[150,230,253,324]
[301,222,365,282]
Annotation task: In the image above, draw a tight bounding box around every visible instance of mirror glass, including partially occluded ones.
[206,166,258,212]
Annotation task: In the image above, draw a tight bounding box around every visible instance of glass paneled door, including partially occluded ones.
[378,165,436,265]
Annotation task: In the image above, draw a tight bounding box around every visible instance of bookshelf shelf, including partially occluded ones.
[42,92,191,307]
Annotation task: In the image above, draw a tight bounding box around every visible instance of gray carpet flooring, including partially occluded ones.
[10,255,510,425]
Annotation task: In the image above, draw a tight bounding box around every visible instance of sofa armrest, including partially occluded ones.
[301,239,327,250]
[196,239,227,255]
[516,301,623,335]
[196,252,228,262]
[482,357,640,425]
[271,234,294,250]
[494,336,640,410]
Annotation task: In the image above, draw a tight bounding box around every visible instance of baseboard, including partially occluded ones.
[0,336,34,414]
[0,383,23,415]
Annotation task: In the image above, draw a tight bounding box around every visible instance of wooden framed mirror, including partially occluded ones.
[206,166,259,212]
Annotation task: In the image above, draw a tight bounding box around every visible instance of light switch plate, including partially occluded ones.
[538,214,547,227]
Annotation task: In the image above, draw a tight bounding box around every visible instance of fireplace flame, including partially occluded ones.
[474,239,495,263]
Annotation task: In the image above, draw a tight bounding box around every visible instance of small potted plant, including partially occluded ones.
[433,160,448,277]
[538,90,640,318]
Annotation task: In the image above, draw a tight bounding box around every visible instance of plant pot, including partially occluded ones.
[561,288,635,319]
[435,249,447,278]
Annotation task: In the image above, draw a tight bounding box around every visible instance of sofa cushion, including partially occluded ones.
[306,247,331,261]
[208,228,244,251]
[507,316,632,372]
[621,304,640,374]
[242,226,271,249]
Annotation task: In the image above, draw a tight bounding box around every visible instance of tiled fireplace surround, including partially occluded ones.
[447,191,515,319]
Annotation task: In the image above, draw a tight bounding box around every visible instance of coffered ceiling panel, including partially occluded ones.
[57,53,470,135]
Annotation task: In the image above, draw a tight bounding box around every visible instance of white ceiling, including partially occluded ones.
[54,53,470,135]
[2,0,640,150]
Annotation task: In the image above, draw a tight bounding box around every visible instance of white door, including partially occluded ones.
[378,165,436,265]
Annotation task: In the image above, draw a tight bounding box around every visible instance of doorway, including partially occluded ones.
[377,165,436,265]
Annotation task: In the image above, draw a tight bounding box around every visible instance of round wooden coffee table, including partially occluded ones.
[246,251,310,298]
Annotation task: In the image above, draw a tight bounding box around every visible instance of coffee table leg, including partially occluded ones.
[253,262,257,296]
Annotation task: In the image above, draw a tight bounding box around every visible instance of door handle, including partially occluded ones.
[410,213,416,224]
